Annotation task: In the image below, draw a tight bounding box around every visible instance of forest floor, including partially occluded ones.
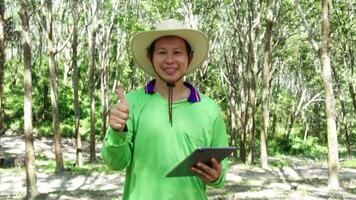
[0,135,356,200]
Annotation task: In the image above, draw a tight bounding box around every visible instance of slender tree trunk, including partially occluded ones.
[101,70,108,138]
[99,0,120,138]
[247,0,261,164]
[46,0,64,173]
[260,0,275,169]
[321,0,340,189]
[89,30,96,162]
[88,0,98,162]
[349,78,356,115]
[240,87,249,163]
[71,4,82,167]
[294,1,340,187]
[19,1,38,198]
[231,0,248,163]
[333,60,351,159]
[112,30,123,93]
[42,84,49,121]
[340,100,351,158]
[0,0,5,131]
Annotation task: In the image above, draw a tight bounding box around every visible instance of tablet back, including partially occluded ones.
[166,147,236,177]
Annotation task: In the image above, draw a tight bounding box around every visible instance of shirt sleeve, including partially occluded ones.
[101,126,133,171]
[101,98,135,171]
[208,108,229,188]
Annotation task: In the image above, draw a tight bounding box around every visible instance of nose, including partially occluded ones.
[164,53,174,64]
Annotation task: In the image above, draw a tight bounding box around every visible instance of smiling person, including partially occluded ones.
[101,19,229,200]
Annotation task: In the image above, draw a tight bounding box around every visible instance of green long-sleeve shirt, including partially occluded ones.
[101,80,229,200]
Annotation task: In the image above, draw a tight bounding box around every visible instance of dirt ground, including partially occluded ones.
[1,135,356,200]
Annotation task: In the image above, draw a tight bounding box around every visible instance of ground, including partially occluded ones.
[0,135,355,199]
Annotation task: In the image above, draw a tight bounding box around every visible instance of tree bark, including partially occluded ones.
[260,0,275,169]
[19,1,38,198]
[247,0,261,164]
[230,0,248,163]
[333,62,351,159]
[71,2,82,167]
[349,78,356,115]
[88,0,98,162]
[99,0,120,138]
[294,0,340,188]
[0,0,5,131]
[321,0,340,189]
[46,0,64,173]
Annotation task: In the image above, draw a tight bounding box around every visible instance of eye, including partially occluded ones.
[174,51,182,55]
[157,51,167,55]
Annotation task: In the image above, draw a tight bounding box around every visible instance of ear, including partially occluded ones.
[188,52,194,65]
[147,53,153,64]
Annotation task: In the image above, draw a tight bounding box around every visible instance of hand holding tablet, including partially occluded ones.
[166,147,236,177]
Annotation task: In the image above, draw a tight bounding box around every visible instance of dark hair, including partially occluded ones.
[147,38,192,61]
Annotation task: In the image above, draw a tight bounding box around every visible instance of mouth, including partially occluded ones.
[163,67,178,75]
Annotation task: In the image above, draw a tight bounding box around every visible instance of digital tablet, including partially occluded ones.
[166,146,236,177]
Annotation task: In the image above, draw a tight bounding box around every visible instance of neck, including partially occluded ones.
[154,78,189,102]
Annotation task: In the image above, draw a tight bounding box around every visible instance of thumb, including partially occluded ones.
[117,88,128,105]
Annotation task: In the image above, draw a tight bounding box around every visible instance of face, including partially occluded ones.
[150,36,191,83]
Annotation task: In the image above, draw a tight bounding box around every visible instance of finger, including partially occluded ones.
[111,104,129,113]
[110,107,129,120]
[211,158,222,173]
[191,166,210,182]
[117,103,129,113]
[109,120,125,131]
[109,116,127,125]
[196,162,215,175]
[196,162,217,180]
[191,166,214,182]
[117,88,128,105]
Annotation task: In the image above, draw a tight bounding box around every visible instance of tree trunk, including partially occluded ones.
[240,88,248,163]
[321,0,340,189]
[89,31,96,163]
[42,84,49,121]
[333,60,351,159]
[88,0,98,162]
[99,0,120,139]
[0,0,5,131]
[46,0,64,173]
[349,78,356,115]
[71,4,82,167]
[101,69,108,139]
[19,1,38,198]
[260,0,275,169]
[247,0,261,164]
[340,99,351,158]
[294,1,340,187]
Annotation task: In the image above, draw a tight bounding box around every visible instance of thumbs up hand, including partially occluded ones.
[109,88,129,132]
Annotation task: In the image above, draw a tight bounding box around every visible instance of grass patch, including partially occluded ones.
[340,158,356,169]
[35,152,120,175]
[66,161,119,175]
[269,158,289,168]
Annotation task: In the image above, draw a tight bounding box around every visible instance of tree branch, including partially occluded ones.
[293,0,320,55]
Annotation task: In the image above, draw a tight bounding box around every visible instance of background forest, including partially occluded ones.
[0,0,355,199]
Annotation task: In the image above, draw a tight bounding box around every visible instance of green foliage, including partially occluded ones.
[269,135,328,158]
[60,124,74,138]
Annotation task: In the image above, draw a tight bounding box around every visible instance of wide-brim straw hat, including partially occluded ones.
[131,19,209,77]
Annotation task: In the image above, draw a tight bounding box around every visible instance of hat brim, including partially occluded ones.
[131,29,209,77]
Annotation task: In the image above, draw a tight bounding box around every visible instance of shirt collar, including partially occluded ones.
[144,79,201,103]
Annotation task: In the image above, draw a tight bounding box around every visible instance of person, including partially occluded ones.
[101,19,229,200]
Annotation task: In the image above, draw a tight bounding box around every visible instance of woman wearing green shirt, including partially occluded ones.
[102,19,229,200]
